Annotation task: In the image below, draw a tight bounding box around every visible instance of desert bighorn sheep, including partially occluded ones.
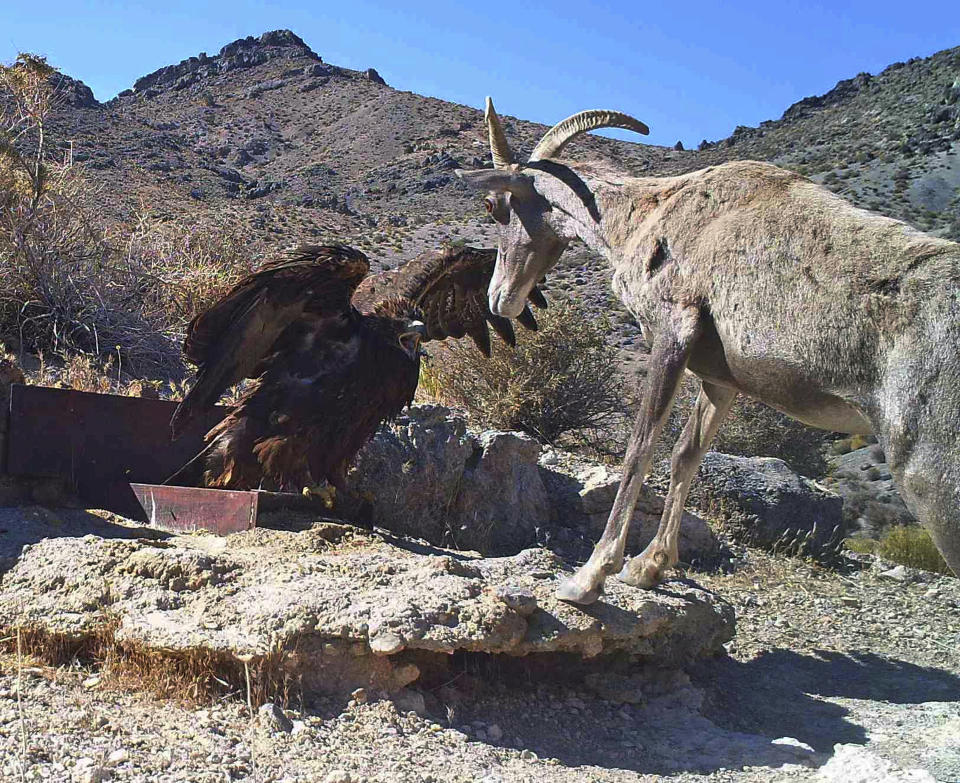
[457,98,960,604]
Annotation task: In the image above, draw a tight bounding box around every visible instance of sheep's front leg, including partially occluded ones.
[618,380,736,588]
[556,309,700,605]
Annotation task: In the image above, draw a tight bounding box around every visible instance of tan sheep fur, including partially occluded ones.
[458,101,960,603]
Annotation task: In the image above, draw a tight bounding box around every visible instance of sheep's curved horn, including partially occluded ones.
[485,97,514,169]
[529,110,650,162]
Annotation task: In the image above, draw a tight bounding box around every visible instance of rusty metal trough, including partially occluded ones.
[2,384,264,534]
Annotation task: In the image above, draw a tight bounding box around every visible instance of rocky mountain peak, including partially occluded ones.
[50,73,99,108]
[780,71,873,122]
[219,29,319,62]
[129,28,321,96]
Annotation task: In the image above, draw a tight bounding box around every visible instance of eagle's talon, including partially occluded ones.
[303,484,337,508]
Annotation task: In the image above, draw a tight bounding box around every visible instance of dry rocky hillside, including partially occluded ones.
[44,29,960,306]
[50,29,960,240]
[34,29,960,390]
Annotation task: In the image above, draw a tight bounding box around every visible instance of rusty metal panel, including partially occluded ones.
[5,384,228,506]
[4,384,259,535]
[121,483,257,535]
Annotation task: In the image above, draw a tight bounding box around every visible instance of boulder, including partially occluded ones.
[364,68,387,86]
[817,744,936,783]
[349,408,726,559]
[52,74,98,108]
[304,63,332,78]
[688,452,846,553]
[824,445,914,538]
[347,406,473,543]
[347,406,549,555]
[0,519,735,698]
[944,79,960,105]
[448,431,549,554]
[539,455,721,566]
[246,79,286,99]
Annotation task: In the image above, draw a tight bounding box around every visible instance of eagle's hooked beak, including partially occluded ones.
[399,320,427,359]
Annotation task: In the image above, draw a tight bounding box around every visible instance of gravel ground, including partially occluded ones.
[1,546,958,782]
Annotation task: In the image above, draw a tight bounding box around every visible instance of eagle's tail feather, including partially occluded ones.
[170,368,228,440]
[164,439,218,487]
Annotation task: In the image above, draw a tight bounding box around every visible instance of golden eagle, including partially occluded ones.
[166,244,545,497]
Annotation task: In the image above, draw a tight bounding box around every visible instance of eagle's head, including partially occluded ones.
[368,296,427,361]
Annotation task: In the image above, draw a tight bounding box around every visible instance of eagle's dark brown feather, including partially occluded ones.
[167,244,548,494]
[353,246,546,357]
[171,245,369,438]
[169,306,420,492]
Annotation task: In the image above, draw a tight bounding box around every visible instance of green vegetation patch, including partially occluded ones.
[846,525,953,575]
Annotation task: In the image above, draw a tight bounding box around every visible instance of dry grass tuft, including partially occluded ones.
[31,352,161,396]
[829,434,873,456]
[0,622,299,708]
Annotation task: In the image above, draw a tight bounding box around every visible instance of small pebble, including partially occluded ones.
[258,702,293,733]
[351,687,368,704]
[75,766,106,783]
[493,586,538,616]
[880,565,915,583]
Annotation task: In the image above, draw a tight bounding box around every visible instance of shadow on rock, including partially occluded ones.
[421,668,825,776]
[410,645,960,775]
[694,647,960,752]
[0,505,169,576]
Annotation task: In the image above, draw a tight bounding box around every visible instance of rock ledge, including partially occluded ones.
[0,519,734,696]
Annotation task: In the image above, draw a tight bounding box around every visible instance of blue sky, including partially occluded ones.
[4,1,959,147]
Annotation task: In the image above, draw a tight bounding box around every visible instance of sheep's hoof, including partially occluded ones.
[616,556,664,589]
[555,575,603,605]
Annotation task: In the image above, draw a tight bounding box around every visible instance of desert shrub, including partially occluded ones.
[846,525,953,575]
[947,213,960,243]
[0,53,256,376]
[839,484,915,535]
[122,211,254,339]
[420,296,627,450]
[0,54,177,373]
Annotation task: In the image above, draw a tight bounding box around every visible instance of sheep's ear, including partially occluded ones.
[455,168,534,196]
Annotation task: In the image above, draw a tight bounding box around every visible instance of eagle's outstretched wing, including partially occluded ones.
[171,244,370,438]
[352,246,547,357]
